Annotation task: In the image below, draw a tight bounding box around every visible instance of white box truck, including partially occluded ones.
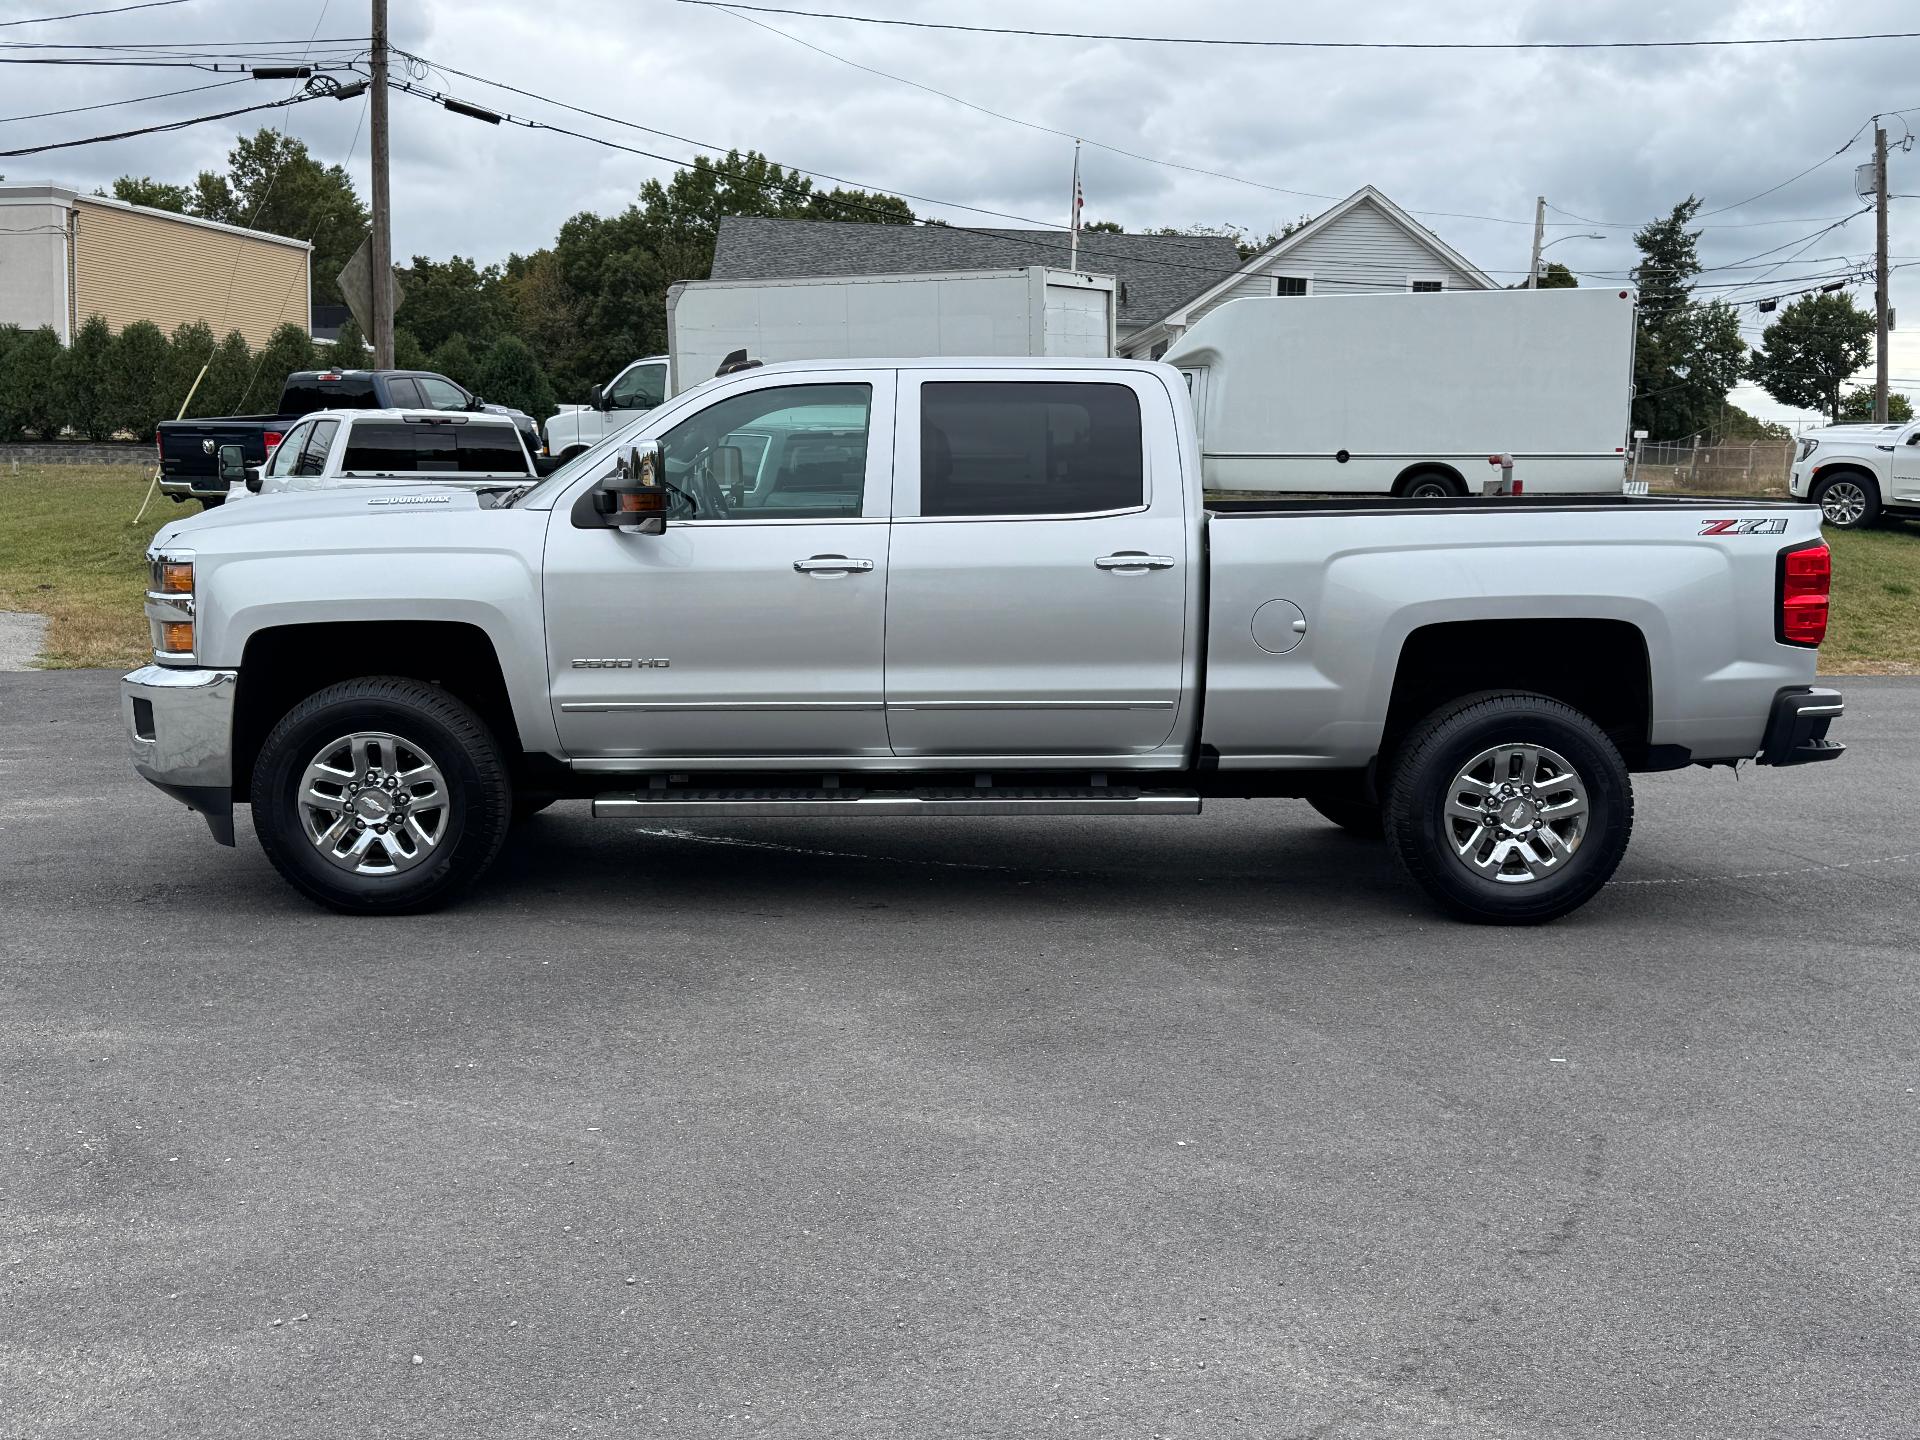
[664,266,1117,396]
[1164,286,1637,497]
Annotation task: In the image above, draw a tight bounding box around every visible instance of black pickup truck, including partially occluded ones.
[157,369,539,506]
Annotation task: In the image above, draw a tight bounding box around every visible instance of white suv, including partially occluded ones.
[252,410,535,495]
[1789,420,1920,528]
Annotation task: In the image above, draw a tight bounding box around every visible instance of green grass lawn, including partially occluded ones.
[2,465,1917,673]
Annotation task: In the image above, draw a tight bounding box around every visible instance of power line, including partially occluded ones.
[0,74,246,125]
[668,3,1920,50]
[0,88,321,157]
[0,0,188,26]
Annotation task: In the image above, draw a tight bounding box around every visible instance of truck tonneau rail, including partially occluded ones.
[1207,495,1812,517]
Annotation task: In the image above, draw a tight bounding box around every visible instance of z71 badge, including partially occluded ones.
[1699,517,1789,535]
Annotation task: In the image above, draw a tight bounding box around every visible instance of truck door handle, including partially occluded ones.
[794,555,875,575]
[1095,552,1176,571]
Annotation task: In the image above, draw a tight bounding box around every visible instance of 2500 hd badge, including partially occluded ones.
[570,657,671,669]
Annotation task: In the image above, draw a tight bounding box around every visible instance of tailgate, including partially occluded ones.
[158,420,278,476]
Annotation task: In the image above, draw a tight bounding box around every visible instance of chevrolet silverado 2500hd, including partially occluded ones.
[123,358,1844,924]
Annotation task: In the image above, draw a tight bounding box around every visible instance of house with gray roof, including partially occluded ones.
[709,186,1496,360]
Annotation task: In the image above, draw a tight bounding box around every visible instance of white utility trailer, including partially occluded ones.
[1164,286,1638,496]
[665,266,1117,396]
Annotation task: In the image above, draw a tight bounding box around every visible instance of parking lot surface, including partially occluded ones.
[5,669,1918,1438]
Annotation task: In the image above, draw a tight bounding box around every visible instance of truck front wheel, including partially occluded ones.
[1383,693,1633,925]
[251,677,513,915]
[1814,471,1880,529]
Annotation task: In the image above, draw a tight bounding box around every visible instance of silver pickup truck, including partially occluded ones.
[122,357,1844,924]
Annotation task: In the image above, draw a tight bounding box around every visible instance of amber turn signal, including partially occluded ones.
[160,620,195,653]
[159,561,194,594]
[614,488,667,515]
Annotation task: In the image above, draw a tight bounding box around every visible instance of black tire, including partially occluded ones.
[252,676,512,915]
[1383,692,1633,925]
[1396,470,1465,500]
[1307,791,1384,838]
[1813,470,1881,530]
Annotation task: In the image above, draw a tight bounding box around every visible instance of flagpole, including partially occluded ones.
[1069,139,1082,270]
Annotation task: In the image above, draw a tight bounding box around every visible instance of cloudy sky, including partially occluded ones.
[7,0,1920,425]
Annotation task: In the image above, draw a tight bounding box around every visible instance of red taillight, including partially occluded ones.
[1778,540,1831,647]
[153,429,161,457]
[263,431,284,451]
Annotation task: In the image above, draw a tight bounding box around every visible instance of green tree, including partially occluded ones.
[197,330,255,417]
[105,175,190,212]
[164,320,218,417]
[474,335,556,420]
[1509,262,1579,290]
[0,325,64,438]
[1837,386,1915,422]
[58,314,116,440]
[328,317,372,370]
[429,335,481,390]
[1747,291,1874,422]
[1630,198,1748,439]
[238,322,316,411]
[0,326,27,438]
[393,328,430,371]
[106,319,172,437]
[396,255,511,354]
[502,248,580,383]
[189,129,369,306]
[1082,219,1126,234]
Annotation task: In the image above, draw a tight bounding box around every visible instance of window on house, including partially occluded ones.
[1410,279,1445,293]
[1274,275,1310,296]
[1150,341,1169,360]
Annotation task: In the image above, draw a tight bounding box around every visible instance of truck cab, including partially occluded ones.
[542,355,668,462]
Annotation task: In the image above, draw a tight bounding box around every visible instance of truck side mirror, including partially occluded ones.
[575,439,667,534]
[218,444,248,484]
[589,383,606,411]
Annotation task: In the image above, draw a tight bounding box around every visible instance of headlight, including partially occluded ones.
[146,549,195,659]
[1798,438,1818,461]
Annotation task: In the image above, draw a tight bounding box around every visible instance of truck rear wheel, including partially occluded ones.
[1383,692,1632,925]
[252,677,512,915]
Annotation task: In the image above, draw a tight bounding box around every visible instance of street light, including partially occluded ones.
[1531,232,1605,287]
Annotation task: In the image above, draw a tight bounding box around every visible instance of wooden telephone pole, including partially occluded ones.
[1874,121,1890,424]
[369,0,394,368]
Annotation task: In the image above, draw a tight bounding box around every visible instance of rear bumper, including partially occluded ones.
[1756,685,1845,766]
[121,664,239,844]
[159,473,232,501]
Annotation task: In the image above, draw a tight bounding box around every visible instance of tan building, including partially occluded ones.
[0,181,311,346]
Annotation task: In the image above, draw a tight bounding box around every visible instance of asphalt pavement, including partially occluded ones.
[4,669,1918,1439]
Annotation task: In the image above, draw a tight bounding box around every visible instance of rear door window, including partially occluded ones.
[457,425,530,474]
[918,381,1144,517]
[384,376,424,407]
[281,376,378,415]
[342,421,459,474]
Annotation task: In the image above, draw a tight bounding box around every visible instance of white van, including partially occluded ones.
[251,410,535,494]
[1164,287,1637,496]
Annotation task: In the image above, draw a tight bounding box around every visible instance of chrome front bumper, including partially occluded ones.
[121,664,239,845]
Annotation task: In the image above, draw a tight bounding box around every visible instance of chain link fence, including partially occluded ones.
[1631,440,1796,497]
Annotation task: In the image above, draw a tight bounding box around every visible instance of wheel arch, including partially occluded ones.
[231,621,522,802]
[1381,618,1654,770]
[1810,461,1880,490]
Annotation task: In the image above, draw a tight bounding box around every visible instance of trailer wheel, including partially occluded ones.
[1396,470,1465,500]
[1384,692,1632,925]
[252,677,513,915]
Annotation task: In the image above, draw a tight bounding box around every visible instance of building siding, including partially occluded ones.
[72,198,309,346]
[1182,201,1490,328]
[0,199,71,337]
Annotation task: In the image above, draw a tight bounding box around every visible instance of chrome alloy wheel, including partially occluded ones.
[297,731,450,876]
[1443,743,1590,885]
[1819,479,1868,527]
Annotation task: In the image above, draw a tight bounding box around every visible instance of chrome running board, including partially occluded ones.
[592,785,1202,819]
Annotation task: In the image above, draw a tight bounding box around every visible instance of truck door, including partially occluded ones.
[1892,427,1920,503]
[884,371,1192,760]
[544,373,895,762]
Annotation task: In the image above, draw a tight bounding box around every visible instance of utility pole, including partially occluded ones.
[1874,120,1890,423]
[1527,195,1545,290]
[369,0,394,369]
